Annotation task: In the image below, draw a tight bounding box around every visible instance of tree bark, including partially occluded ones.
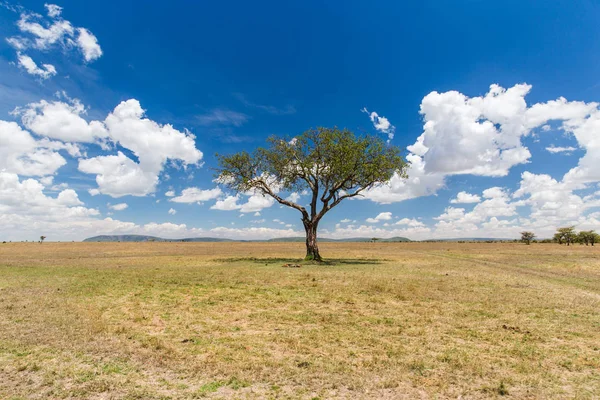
[304,221,322,262]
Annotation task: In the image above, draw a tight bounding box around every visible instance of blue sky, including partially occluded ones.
[1,0,600,241]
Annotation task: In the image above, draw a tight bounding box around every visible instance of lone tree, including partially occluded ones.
[520,231,535,245]
[39,236,46,244]
[555,226,576,246]
[216,127,406,261]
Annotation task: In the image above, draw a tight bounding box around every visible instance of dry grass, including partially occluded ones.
[0,242,599,399]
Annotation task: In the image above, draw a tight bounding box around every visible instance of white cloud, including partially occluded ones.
[44,4,62,18]
[78,152,158,198]
[546,146,577,154]
[15,52,56,79]
[0,172,103,240]
[210,191,275,213]
[168,208,177,215]
[363,154,445,203]
[433,186,517,237]
[364,83,600,206]
[209,226,301,240]
[109,203,128,211]
[170,187,223,204]
[450,191,481,204]
[286,192,301,203]
[395,218,425,227]
[76,27,102,62]
[362,107,395,142]
[210,195,240,211]
[366,212,392,223]
[322,223,431,240]
[410,84,532,177]
[6,4,103,76]
[0,120,68,176]
[78,99,203,197]
[513,171,600,235]
[16,97,107,142]
[165,190,175,197]
[10,94,203,197]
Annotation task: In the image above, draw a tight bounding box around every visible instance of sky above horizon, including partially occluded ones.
[2,0,600,241]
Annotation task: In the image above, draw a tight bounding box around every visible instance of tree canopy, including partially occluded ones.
[216,127,407,261]
[520,231,535,245]
[554,226,576,246]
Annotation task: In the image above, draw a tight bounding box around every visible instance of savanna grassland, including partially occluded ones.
[0,242,599,399]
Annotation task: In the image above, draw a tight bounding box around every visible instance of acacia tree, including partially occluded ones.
[578,230,599,246]
[556,226,576,246]
[520,231,535,245]
[216,127,407,261]
[39,235,46,244]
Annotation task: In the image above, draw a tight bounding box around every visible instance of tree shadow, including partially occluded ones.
[215,257,388,265]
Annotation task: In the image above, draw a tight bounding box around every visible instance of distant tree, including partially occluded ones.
[520,231,535,245]
[216,127,406,261]
[371,237,380,243]
[39,235,46,244]
[578,230,599,246]
[553,232,562,244]
[556,227,576,246]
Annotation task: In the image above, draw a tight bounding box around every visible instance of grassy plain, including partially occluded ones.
[0,241,599,399]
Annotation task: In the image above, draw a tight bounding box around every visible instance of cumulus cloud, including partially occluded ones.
[77,99,203,197]
[16,96,107,142]
[10,93,203,197]
[513,172,600,233]
[0,172,102,240]
[0,120,71,176]
[168,208,177,215]
[395,218,425,227]
[109,203,128,211]
[366,212,392,223]
[324,223,431,240]
[6,4,103,77]
[450,191,481,204]
[170,187,223,204]
[363,153,445,203]
[364,83,600,208]
[433,186,518,237]
[211,192,276,213]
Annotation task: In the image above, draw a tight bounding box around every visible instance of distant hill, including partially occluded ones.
[83,235,234,243]
[83,235,411,243]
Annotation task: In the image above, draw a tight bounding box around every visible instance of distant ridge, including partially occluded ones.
[83,235,234,243]
[83,235,411,243]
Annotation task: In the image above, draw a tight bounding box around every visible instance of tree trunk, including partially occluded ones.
[304,221,322,262]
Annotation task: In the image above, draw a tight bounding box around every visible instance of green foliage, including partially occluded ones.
[216,127,406,200]
[578,230,599,246]
[555,227,576,245]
